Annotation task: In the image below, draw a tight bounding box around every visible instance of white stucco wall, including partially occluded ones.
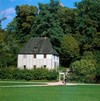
[51,55,59,69]
[18,54,59,69]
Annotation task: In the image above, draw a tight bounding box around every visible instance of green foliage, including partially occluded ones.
[93,51,100,81]
[75,0,100,32]
[57,7,75,34]
[70,59,96,83]
[31,1,64,48]
[92,32,100,50]
[33,68,48,80]
[13,69,33,80]
[0,68,58,81]
[46,70,58,80]
[0,31,19,67]
[61,34,79,58]
[0,32,4,43]
[60,34,80,66]
[82,51,100,82]
[0,16,7,29]
[0,68,15,79]
[7,5,38,43]
[74,0,100,52]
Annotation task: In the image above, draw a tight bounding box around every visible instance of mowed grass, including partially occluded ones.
[0,84,100,101]
[0,82,46,86]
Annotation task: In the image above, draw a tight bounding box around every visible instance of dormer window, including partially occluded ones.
[33,47,37,50]
[33,47,37,53]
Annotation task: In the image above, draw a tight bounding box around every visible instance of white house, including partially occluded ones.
[17,37,59,69]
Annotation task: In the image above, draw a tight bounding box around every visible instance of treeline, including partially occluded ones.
[0,0,100,82]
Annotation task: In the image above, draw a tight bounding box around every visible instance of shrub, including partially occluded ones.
[0,67,58,81]
[0,68,14,79]
[46,70,58,80]
[33,68,48,80]
[70,59,96,83]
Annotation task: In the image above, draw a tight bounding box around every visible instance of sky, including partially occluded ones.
[0,0,81,29]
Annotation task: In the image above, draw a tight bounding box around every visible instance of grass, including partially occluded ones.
[0,83,46,86]
[0,81,100,101]
[0,81,46,86]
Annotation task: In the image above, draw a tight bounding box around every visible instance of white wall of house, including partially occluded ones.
[18,54,59,70]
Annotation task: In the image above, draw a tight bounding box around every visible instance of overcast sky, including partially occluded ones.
[0,0,81,29]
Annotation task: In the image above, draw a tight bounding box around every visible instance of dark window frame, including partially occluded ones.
[24,65,26,69]
[34,54,36,58]
[44,65,46,68]
[44,54,46,58]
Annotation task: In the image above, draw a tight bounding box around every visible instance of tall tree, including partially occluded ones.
[7,5,38,43]
[0,31,19,67]
[31,0,64,48]
[73,0,100,53]
[60,34,80,66]
[0,16,6,30]
[75,0,100,32]
[57,7,75,34]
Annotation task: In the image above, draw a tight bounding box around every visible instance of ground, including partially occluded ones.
[0,81,100,101]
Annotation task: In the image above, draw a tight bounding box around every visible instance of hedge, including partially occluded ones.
[0,68,58,81]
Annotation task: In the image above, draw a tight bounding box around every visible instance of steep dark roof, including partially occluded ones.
[19,37,58,55]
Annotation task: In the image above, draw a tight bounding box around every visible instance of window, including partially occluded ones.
[44,65,46,68]
[44,54,46,58]
[24,65,26,69]
[34,54,36,58]
[23,55,27,58]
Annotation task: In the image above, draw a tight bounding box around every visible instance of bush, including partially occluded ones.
[46,70,58,80]
[0,67,58,81]
[0,68,14,79]
[33,68,48,80]
[70,59,96,83]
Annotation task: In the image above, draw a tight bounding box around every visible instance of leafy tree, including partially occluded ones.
[0,31,19,67]
[75,0,100,32]
[74,0,100,52]
[7,18,17,33]
[57,7,75,34]
[0,16,6,30]
[31,1,64,48]
[0,32,4,43]
[60,34,80,66]
[92,32,100,50]
[7,5,38,43]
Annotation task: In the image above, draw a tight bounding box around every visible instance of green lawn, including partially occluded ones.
[0,81,46,86]
[0,83,100,101]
